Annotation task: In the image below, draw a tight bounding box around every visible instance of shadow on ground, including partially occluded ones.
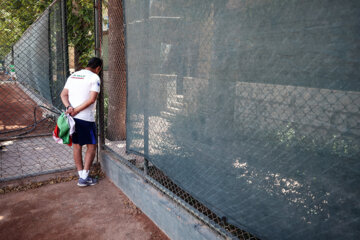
[0,177,169,240]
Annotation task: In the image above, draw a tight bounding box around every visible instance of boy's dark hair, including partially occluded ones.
[87,57,103,69]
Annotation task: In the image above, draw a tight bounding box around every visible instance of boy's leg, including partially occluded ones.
[73,143,83,171]
[84,144,97,171]
[80,144,97,185]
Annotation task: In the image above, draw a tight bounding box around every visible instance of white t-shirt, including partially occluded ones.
[64,69,100,122]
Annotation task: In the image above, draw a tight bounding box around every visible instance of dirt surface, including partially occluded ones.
[0,73,9,81]
[0,177,169,240]
[0,81,55,138]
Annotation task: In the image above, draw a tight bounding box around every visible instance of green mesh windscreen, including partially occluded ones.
[125,1,360,239]
[3,0,67,110]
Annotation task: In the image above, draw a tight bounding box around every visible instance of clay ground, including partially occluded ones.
[0,177,169,240]
[0,81,78,180]
[0,81,55,138]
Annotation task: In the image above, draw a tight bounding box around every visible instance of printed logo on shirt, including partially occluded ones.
[97,81,100,86]
[71,74,85,79]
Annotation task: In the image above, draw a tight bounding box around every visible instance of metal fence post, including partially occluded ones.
[143,0,150,174]
[11,46,14,62]
[61,0,69,78]
[48,8,54,102]
[94,0,105,152]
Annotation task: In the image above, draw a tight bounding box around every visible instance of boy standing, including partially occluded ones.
[60,57,102,187]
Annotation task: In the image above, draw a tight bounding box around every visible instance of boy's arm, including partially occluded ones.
[60,88,71,108]
[60,88,74,114]
[71,91,98,117]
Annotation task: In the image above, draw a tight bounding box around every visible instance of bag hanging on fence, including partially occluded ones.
[53,113,75,146]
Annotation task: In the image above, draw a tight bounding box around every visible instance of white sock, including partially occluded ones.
[78,171,83,179]
[82,170,89,180]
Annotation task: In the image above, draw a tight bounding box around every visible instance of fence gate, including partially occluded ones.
[0,0,74,181]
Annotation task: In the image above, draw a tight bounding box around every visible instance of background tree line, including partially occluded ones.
[0,0,94,69]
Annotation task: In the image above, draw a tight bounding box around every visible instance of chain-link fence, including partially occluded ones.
[0,0,75,181]
[102,0,257,239]
[102,0,360,239]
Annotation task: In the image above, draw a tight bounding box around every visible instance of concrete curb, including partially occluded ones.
[0,169,77,188]
[101,150,225,240]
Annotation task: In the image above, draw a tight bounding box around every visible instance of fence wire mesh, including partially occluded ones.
[102,0,127,141]
[0,0,75,181]
[100,0,360,239]
[102,1,255,239]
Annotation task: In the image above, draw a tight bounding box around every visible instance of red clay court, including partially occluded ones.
[0,81,55,138]
[0,177,169,240]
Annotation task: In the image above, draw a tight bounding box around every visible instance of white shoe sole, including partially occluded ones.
[77,183,88,187]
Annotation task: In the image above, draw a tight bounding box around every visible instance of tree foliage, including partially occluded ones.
[0,0,94,68]
[67,0,94,69]
[0,0,53,59]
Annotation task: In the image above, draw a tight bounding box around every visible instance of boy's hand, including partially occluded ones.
[66,106,74,115]
[69,107,79,117]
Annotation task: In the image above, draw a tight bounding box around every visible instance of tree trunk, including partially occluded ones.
[74,46,82,71]
[71,0,85,71]
[106,0,126,140]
